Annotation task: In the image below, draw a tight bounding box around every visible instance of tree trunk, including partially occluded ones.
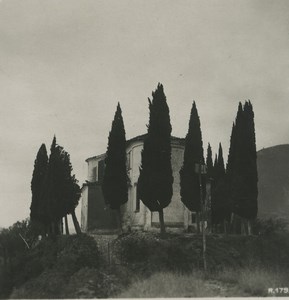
[224,220,227,235]
[59,218,63,235]
[241,219,246,235]
[196,212,200,234]
[47,223,52,236]
[201,204,207,272]
[248,220,252,235]
[230,212,235,234]
[51,222,55,235]
[117,208,123,233]
[64,215,70,235]
[212,224,217,233]
[245,219,249,235]
[71,210,81,234]
[159,209,166,234]
[56,220,61,235]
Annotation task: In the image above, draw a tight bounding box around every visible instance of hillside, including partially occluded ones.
[257,144,289,220]
[6,232,289,298]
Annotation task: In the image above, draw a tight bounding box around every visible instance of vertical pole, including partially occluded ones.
[199,161,207,272]
[108,241,111,265]
[159,209,166,234]
[64,215,70,235]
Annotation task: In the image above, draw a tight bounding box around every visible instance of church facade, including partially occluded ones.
[81,134,196,232]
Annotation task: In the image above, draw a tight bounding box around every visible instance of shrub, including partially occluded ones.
[115,232,158,263]
[10,268,68,299]
[6,233,100,298]
[55,234,100,275]
[11,234,100,288]
[62,267,122,298]
[115,231,289,275]
[115,232,204,273]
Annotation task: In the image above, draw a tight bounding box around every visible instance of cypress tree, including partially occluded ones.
[30,144,48,233]
[213,154,218,180]
[138,83,173,234]
[238,101,258,220]
[102,103,128,231]
[231,102,247,218]
[228,102,258,233]
[226,122,236,220]
[43,136,64,234]
[206,143,213,180]
[227,123,236,175]
[59,150,81,234]
[205,143,213,231]
[180,101,204,214]
[32,136,82,235]
[227,104,244,233]
[212,143,230,230]
[216,143,225,178]
[211,152,217,227]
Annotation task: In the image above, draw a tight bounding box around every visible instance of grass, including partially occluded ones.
[238,267,288,296]
[12,265,287,298]
[116,271,217,298]
[116,266,289,298]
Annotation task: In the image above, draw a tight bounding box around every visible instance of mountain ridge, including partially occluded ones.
[257,144,289,220]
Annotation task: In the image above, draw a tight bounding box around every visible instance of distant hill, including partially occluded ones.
[257,144,289,220]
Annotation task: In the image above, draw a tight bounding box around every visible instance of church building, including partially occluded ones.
[81,134,196,232]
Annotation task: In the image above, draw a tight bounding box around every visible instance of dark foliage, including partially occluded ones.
[30,144,48,234]
[102,103,128,210]
[138,84,173,232]
[39,136,81,235]
[180,101,204,212]
[206,143,213,180]
[0,220,40,297]
[242,101,258,219]
[61,267,122,298]
[57,149,81,234]
[0,228,100,299]
[54,234,100,274]
[228,102,258,220]
[252,218,288,236]
[216,143,225,178]
[211,143,230,226]
[41,136,62,232]
[115,232,289,274]
[226,123,236,178]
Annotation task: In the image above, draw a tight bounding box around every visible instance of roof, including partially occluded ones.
[126,133,185,147]
[85,153,106,163]
[85,133,185,162]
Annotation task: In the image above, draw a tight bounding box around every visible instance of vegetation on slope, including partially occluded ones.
[1,219,289,298]
[0,232,100,298]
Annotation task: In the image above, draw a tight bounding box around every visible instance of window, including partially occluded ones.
[127,151,131,170]
[92,166,97,182]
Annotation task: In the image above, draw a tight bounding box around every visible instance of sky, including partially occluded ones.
[0,0,288,228]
